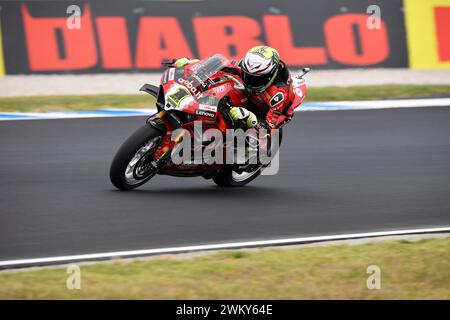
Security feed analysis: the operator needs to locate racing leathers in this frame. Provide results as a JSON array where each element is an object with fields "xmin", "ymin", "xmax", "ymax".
[{"xmin": 238, "ymin": 60, "xmax": 295, "ymax": 129}]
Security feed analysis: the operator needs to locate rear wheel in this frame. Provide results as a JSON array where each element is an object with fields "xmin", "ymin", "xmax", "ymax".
[
  {"xmin": 212, "ymin": 167, "xmax": 262, "ymax": 187},
  {"xmin": 110, "ymin": 125, "xmax": 163, "ymax": 190},
  {"xmin": 212, "ymin": 127, "xmax": 283, "ymax": 187}
]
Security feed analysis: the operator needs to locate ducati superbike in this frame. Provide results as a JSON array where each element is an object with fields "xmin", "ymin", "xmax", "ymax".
[{"xmin": 110, "ymin": 54, "xmax": 308, "ymax": 190}]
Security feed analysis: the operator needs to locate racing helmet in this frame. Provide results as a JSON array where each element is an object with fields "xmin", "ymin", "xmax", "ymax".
[{"xmin": 240, "ymin": 46, "xmax": 280, "ymax": 94}]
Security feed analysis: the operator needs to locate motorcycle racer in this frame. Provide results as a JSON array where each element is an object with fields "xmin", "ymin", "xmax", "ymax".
[
  {"xmin": 111, "ymin": 49, "xmax": 307, "ymax": 189},
  {"xmin": 239, "ymin": 46, "xmax": 296, "ymax": 129},
  {"xmin": 173, "ymin": 45, "xmax": 296, "ymax": 130}
]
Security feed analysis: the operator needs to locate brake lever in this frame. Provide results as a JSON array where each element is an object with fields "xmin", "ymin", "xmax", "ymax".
[{"xmin": 296, "ymin": 67, "xmax": 311, "ymax": 79}]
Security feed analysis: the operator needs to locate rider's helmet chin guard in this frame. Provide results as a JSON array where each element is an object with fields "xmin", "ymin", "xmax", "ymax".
[{"xmin": 241, "ymin": 46, "xmax": 280, "ymax": 95}]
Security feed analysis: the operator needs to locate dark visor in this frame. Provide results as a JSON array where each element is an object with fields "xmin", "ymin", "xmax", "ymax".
[{"xmin": 242, "ymin": 70, "xmax": 274, "ymax": 90}]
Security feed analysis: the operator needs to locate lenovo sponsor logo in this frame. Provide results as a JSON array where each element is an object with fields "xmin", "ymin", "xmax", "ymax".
[{"xmin": 195, "ymin": 110, "xmax": 215, "ymax": 118}]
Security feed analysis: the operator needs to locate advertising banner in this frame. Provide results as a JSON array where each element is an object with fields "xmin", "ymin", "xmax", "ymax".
[{"xmin": 0, "ymin": 0, "xmax": 408, "ymax": 74}]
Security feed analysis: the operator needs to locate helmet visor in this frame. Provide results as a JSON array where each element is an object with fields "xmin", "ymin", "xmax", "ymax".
[{"xmin": 242, "ymin": 69, "xmax": 275, "ymax": 93}]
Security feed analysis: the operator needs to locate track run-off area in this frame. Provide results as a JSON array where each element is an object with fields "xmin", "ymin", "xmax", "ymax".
[{"xmin": 0, "ymin": 100, "xmax": 449, "ymax": 268}]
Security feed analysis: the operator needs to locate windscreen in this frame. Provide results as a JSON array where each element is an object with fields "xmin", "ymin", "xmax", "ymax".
[
  {"xmin": 184, "ymin": 54, "xmax": 229, "ymax": 92},
  {"xmin": 164, "ymin": 54, "xmax": 230, "ymax": 110}
]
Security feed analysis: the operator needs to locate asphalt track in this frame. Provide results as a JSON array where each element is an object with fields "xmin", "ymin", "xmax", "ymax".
[{"xmin": 0, "ymin": 107, "xmax": 450, "ymax": 262}]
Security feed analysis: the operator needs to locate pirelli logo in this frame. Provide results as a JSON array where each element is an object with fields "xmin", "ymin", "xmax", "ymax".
[{"xmin": 404, "ymin": 0, "xmax": 450, "ymax": 69}]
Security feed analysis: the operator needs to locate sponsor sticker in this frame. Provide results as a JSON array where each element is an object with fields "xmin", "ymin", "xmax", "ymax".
[
  {"xmin": 192, "ymin": 73, "xmax": 207, "ymax": 88},
  {"xmin": 176, "ymin": 67, "xmax": 185, "ymax": 76},
  {"xmin": 168, "ymin": 67, "xmax": 175, "ymax": 81},
  {"xmin": 178, "ymin": 78, "xmax": 202, "ymax": 99},
  {"xmin": 213, "ymin": 85, "xmax": 227, "ymax": 94},
  {"xmin": 167, "ymin": 87, "xmax": 190, "ymax": 109},
  {"xmin": 294, "ymin": 87, "xmax": 303, "ymax": 97},
  {"xmin": 190, "ymin": 62, "xmax": 201, "ymax": 72},
  {"xmin": 199, "ymin": 104, "xmax": 217, "ymax": 112},
  {"xmin": 195, "ymin": 110, "xmax": 215, "ymax": 118}
]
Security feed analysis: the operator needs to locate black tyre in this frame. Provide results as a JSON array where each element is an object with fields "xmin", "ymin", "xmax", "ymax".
[
  {"xmin": 212, "ymin": 167, "xmax": 262, "ymax": 187},
  {"xmin": 110, "ymin": 124, "xmax": 163, "ymax": 190},
  {"xmin": 212, "ymin": 128, "xmax": 283, "ymax": 187}
]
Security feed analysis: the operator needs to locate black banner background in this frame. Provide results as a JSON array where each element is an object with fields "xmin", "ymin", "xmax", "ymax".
[{"xmin": 0, "ymin": 0, "xmax": 408, "ymax": 74}]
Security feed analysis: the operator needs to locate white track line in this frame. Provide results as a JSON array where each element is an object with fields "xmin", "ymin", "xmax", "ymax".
[{"xmin": 1, "ymin": 227, "xmax": 449, "ymax": 268}]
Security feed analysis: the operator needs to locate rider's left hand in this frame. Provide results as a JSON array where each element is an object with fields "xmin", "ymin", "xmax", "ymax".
[{"xmin": 229, "ymin": 107, "xmax": 258, "ymax": 129}]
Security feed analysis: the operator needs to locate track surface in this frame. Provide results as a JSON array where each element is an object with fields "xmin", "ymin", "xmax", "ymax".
[{"xmin": 1, "ymin": 107, "xmax": 449, "ymax": 261}]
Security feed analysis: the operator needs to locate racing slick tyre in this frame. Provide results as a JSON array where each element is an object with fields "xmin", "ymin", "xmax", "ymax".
[
  {"xmin": 110, "ymin": 124, "xmax": 163, "ymax": 190},
  {"xmin": 212, "ymin": 128, "xmax": 283, "ymax": 187},
  {"xmin": 212, "ymin": 167, "xmax": 262, "ymax": 187}
]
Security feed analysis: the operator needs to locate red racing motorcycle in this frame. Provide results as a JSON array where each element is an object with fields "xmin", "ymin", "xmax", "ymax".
[{"xmin": 110, "ymin": 54, "xmax": 308, "ymax": 190}]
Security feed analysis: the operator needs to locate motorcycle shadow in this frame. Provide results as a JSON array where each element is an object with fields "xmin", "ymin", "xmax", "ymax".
[{"xmin": 111, "ymin": 185, "xmax": 288, "ymax": 200}]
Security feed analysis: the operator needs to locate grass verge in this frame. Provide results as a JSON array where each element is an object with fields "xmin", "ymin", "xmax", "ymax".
[
  {"xmin": 0, "ymin": 237, "xmax": 449, "ymax": 299},
  {"xmin": 0, "ymin": 85, "xmax": 449, "ymax": 113}
]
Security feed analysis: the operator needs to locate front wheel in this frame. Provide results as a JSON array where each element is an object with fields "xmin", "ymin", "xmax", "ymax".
[{"xmin": 110, "ymin": 124, "xmax": 163, "ymax": 190}]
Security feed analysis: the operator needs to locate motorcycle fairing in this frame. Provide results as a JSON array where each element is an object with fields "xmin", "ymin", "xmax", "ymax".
[{"xmin": 159, "ymin": 54, "xmax": 246, "ymax": 121}]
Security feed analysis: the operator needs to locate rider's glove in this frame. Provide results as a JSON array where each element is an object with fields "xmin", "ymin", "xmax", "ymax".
[
  {"xmin": 174, "ymin": 57, "xmax": 199, "ymax": 68},
  {"xmin": 229, "ymin": 107, "xmax": 258, "ymax": 129}
]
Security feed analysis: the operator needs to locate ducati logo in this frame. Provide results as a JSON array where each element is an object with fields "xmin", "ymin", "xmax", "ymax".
[{"xmin": 269, "ymin": 92, "xmax": 284, "ymax": 107}]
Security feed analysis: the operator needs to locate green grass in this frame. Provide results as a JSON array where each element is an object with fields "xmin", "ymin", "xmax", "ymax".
[
  {"xmin": 0, "ymin": 237, "xmax": 449, "ymax": 299},
  {"xmin": 309, "ymin": 84, "xmax": 450, "ymax": 101},
  {"xmin": 0, "ymin": 94, "xmax": 156, "ymax": 113},
  {"xmin": 0, "ymin": 85, "xmax": 449, "ymax": 113}
]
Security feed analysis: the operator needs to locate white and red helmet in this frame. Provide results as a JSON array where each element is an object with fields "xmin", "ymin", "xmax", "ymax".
[{"xmin": 241, "ymin": 46, "xmax": 281, "ymax": 94}]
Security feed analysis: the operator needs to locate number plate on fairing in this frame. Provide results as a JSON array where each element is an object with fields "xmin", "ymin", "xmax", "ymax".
[{"xmin": 164, "ymin": 84, "xmax": 195, "ymax": 111}]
